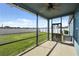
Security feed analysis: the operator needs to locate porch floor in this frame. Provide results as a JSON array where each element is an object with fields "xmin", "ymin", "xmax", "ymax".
[{"xmin": 22, "ymin": 41, "xmax": 76, "ymax": 56}]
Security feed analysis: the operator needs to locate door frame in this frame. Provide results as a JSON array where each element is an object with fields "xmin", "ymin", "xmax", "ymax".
[{"xmin": 51, "ymin": 23, "xmax": 62, "ymax": 41}]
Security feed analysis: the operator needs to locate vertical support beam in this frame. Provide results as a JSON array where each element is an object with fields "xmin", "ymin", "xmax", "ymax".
[
  {"xmin": 36, "ymin": 14, "xmax": 38, "ymax": 46},
  {"xmin": 60, "ymin": 17, "xmax": 62, "ymax": 34},
  {"xmin": 73, "ymin": 14, "xmax": 75, "ymax": 40},
  {"xmin": 51, "ymin": 19, "xmax": 53, "ymax": 41},
  {"xmin": 69, "ymin": 22, "xmax": 70, "ymax": 36},
  {"xmin": 61, "ymin": 17, "xmax": 63, "ymax": 42},
  {"xmin": 48, "ymin": 19, "xmax": 50, "ymax": 40}
]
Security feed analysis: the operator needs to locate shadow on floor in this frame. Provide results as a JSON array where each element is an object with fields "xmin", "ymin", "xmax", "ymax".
[
  {"xmin": 46, "ymin": 40, "xmax": 74, "ymax": 56},
  {"xmin": 46, "ymin": 42, "xmax": 58, "ymax": 56},
  {"xmin": 61, "ymin": 42, "xmax": 74, "ymax": 47}
]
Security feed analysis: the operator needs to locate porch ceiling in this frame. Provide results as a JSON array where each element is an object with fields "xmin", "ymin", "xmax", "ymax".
[{"xmin": 12, "ymin": 3, "xmax": 78, "ymax": 19}]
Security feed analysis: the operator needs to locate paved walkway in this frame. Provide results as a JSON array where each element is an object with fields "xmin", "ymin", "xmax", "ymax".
[{"xmin": 22, "ymin": 41, "xmax": 76, "ymax": 56}]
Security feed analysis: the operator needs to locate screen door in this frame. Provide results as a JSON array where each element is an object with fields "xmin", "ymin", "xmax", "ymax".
[{"xmin": 51, "ymin": 23, "xmax": 62, "ymax": 42}]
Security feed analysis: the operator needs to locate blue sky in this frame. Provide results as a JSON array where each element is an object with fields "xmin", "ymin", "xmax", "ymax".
[{"xmin": 0, "ymin": 3, "xmax": 68, "ymax": 28}]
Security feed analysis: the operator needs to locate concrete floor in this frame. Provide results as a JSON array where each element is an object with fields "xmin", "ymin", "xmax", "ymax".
[
  {"xmin": 49, "ymin": 41, "xmax": 76, "ymax": 56},
  {"xmin": 22, "ymin": 41, "xmax": 76, "ymax": 56}
]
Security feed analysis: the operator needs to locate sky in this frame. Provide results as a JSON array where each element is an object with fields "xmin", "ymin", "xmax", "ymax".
[{"xmin": 0, "ymin": 3, "xmax": 69, "ymax": 28}]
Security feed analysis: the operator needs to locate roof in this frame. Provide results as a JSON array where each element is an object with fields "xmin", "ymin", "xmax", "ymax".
[{"xmin": 11, "ymin": 3, "xmax": 79, "ymax": 19}]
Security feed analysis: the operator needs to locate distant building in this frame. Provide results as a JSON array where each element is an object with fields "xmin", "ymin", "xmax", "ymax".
[{"xmin": 62, "ymin": 26, "xmax": 69, "ymax": 35}]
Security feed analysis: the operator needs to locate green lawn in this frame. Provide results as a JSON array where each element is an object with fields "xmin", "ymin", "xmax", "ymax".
[{"xmin": 0, "ymin": 32, "xmax": 47, "ymax": 56}]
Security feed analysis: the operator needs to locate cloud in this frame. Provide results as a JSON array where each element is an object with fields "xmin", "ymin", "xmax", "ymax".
[
  {"xmin": 0, "ymin": 17, "xmax": 68, "ymax": 28},
  {"xmin": 0, "ymin": 18, "xmax": 47, "ymax": 28},
  {"xmin": 0, "ymin": 18, "xmax": 36, "ymax": 27}
]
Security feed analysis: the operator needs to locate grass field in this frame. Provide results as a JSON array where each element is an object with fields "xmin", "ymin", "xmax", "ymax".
[{"xmin": 0, "ymin": 32, "xmax": 47, "ymax": 56}]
